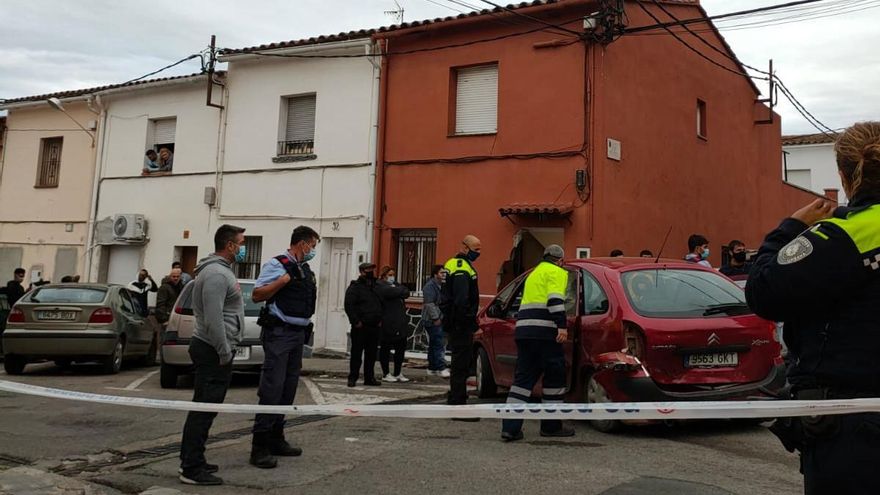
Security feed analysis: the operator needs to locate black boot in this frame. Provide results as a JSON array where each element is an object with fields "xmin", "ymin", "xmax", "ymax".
[
  {"xmin": 270, "ymin": 426, "xmax": 303, "ymax": 457},
  {"xmin": 249, "ymin": 432, "xmax": 278, "ymax": 469}
]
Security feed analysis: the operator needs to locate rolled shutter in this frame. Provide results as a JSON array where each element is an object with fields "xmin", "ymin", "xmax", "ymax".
[
  {"xmin": 286, "ymin": 95, "xmax": 316, "ymax": 142},
  {"xmin": 455, "ymin": 65, "xmax": 498, "ymax": 135},
  {"xmin": 153, "ymin": 119, "xmax": 176, "ymax": 146}
]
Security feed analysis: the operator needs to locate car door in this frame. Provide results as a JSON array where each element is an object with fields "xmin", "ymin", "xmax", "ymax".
[
  {"xmin": 119, "ymin": 289, "xmax": 149, "ymax": 353},
  {"xmin": 579, "ymin": 267, "xmax": 614, "ymax": 367},
  {"xmin": 561, "ymin": 267, "xmax": 581, "ymax": 392},
  {"xmin": 481, "ymin": 277, "xmax": 525, "ymax": 387}
]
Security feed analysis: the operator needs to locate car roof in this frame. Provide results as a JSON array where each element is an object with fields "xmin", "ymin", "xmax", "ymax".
[
  {"xmin": 565, "ymin": 257, "xmax": 710, "ymax": 272},
  {"xmin": 35, "ymin": 283, "xmax": 114, "ymax": 290}
]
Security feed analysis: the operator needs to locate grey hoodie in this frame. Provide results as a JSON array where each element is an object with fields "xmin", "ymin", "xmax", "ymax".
[{"xmin": 191, "ymin": 254, "xmax": 244, "ymax": 363}]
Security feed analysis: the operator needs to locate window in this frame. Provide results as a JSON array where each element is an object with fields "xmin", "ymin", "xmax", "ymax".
[
  {"xmin": 576, "ymin": 247, "xmax": 591, "ymax": 259},
  {"xmin": 36, "ymin": 137, "xmax": 63, "ymax": 188},
  {"xmin": 622, "ymin": 269, "xmax": 749, "ymax": 318},
  {"xmin": 582, "ymin": 270, "xmax": 609, "ymax": 315},
  {"xmin": 396, "ymin": 230, "xmax": 437, "ymax": 295},
  {"xmin": 235, "ymin": 236, "xmax": 263, "ymax": 280},
  {"xmin": 697, "ymin": 99, "xmax": 707, "ymax": 139},
  {"xmin": 146, "ymin": 118, "xmax": 176, "ymax": 174},
  {"xmin": 279, "ymin": 94, "xmax": 316, "ymax": 156},
  {"xmin": 453, "ymin": 64, "xmax": 498, "ymax": 135}
]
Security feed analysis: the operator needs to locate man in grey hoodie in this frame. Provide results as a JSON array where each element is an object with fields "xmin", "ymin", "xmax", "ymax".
[{"xmin": 179, "ymin": 224, "xmax": 246, "ymax": 486}]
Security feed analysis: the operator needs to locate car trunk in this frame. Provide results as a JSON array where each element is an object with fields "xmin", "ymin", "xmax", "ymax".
[{"xmin": 14, "ymin": 302, "xmax": 109, "ymax": 331}]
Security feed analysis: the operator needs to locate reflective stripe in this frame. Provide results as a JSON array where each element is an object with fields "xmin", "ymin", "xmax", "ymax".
[
  {"xmin": 821, "ymin": 205, "xmax": 880, "ymax": 254},
  {"xmin": 520, "ymin": 302, "xmax": 548, "ymax": 311},
  {"xmin": 515, "ymin": 319, "xmax": 557, "ymax": 329},
  {"xmin": 542, "ymin": 387, "xmax": 567, "ymax": 396},
  {"xmin": 510, "ymin": 386, "xmax": 532, "ymax": 397},
  {"xmin": 548, "ymin": 293, "xmax": 564, "ymax": 300},
  {"xmin": 547, "ymin": 304, "xmax": 565, "ymax": 313}
]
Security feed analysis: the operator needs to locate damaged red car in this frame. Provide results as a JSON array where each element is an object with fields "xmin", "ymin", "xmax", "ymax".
[{"xmin": 474, "ymin": 258, "xmax": 785, "ymax": 432}]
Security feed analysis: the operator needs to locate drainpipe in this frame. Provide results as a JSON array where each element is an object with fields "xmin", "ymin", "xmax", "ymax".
[
  {"xmin": 365, "ymin": 41, "xmax": 381, "ymax": 263},
  {"xmin": 371, "ymin": 38, "xmax": 390, "ymax": 265},
  {"xmin": 85, "ymin": 94, "xmax": 108, "ymax": 282}
]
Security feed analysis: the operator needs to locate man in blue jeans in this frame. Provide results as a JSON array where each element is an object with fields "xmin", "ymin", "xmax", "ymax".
[{"xmin": 421, "ymin": 265, "xmax": 449, "ymax": 378}]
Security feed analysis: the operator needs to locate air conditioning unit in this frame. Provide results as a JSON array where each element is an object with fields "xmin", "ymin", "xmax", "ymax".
[{"xmin": 112, "ymin": 214, "xmax": 146, "ymax": 241}]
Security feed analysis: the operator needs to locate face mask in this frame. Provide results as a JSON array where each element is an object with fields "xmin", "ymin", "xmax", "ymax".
[
  {"xmin": 466, "ymin": 250, "xmax": 480, "ymax": 262},
  {"xmin": 235, "ymin": 245, "xmax": 247, "ymax": 263},
  {"xmin": 302, "ymin": 250, "xmax": 316, "ymax": 262},
  {"xmin": 387, "ymin": 276, "xmax": 396, "ymax": 284},
  {"xmin": 701, "ymin": 248, "xmax": 710, "ymax": 260},
  {"xmin": 733, "ymin": 251, "xmax": 747, "ymax": 263}
]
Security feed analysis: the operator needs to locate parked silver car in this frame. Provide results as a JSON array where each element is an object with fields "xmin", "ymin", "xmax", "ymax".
[
  {"xmin": 160, "ymin": 280, "xmax": 265, "ymax": 388},
  {"xmin": 3, "ymin": 284, "xmax": 160, "ymax": 374}
]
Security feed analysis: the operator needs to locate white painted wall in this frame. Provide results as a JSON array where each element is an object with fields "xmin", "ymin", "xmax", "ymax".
[{"xmin": 783, "ymin": 142, "xmax": 846, "ymax": 204}]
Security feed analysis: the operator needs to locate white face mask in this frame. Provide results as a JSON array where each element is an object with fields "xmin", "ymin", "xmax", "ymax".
[{"xmin": 387, "ymin": 276, "xmax": 396, "ymax": 284}]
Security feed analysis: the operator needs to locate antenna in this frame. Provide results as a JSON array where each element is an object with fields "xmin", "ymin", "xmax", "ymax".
[
  {"xmin": 654, "ymin": 226, "xmax": 674, "ymax": 263},
  {"xmin": 384, "ymin": 0, "xmax": 404, "ymax": 23}
]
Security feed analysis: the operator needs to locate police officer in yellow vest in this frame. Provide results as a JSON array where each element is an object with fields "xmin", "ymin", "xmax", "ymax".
[
  {"xmin": 746, "ymin": 122, "xmax": 880, "ymax": 494},
  {"xmin": 441, "ymin": 235, "xmax": 482, "ymax": 417},
  {"xmin": 501, "ymin": 244, "xmax": 574, "ymax": 441}
]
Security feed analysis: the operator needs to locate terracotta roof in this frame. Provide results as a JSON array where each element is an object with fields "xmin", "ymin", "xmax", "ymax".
[
  {"xmin": 0, "ymin": 72, "xmax": 221, "ymax": 105},
  {"xmin": 499, "ymin": 203, "xmax": 574, "ymax": 217},
  {"xmin": 782, "ymin": 133, "xmax": 836, "ymax": 146}
]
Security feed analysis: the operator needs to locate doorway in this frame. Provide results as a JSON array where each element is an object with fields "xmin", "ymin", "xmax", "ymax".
[
  {"xmin": 316, "ymin": 237, "xmax": 353, "ymax": 352},
  {"xmin": 498, "ymin": 228, "xmax": 564, "ymax": 290},
  {"xmin": 174, "ymin": 246, "xmax": 198, "ymax": 277}
]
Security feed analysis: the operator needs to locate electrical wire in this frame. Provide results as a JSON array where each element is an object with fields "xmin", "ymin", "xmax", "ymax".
[
  {"xmin": 624, "ymin": 0, "xmax": 826, "ymax": 34},
  {"xmin": 476, "ymin": 0, "xmax": 584, "ymax": 37},
  {"xmin": 120, "ymin": 54, "xmax": 201, "ymax": 85}
]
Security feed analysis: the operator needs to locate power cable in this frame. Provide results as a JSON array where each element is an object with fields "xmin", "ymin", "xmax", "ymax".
[
  {"xmin": 422, "ymin": 0, "xmax": 468, "ymax": 14},
  {"xmin": 624, "ymin": 0, "xmax": 825, "ymax": 34},
  {"xmin": 476, "ymin": 0, "xmax": 583, "ymax": 37},
  {"xmin": 120, "ymin": 54, "xmax": 201, "ymax": 85}
]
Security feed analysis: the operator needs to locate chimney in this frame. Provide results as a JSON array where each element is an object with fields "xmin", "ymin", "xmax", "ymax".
[{"xmin": 824, "ymin": 188, "xmax": 839, "ymax": 204}]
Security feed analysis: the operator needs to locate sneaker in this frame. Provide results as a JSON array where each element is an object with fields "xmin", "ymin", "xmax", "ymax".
[
  {"xmin": 540, "ymin": 426, "xmax": 576, "ymax": 437},
  {"xmin": 382, "ymin": 373, "xmax": 397, "ymax": 383},
  {"xmin": 439, "ymin": 369, "xmax": 451, "ymax": 379},
  {"xmin": 178, "ymin": 463, "xmax": 218, "ymax": 475},
  {"xmin": 426, "ymin": 370, "xmax": 439, "ymax": 376},
  {"xmin": 179, "ymin": 470, "xmax": 223, "ymax": 486},
  {"xmin": 395, "ymin": 374, "xmax": 411, "ymax": 383},
  {"xmin": 501, "ymin": 431, "xmax": 524, "ymax": 442}
]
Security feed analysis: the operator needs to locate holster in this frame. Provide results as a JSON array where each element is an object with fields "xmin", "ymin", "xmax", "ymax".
[
  {"xmin": 256, "ymin": 306, "xmax": 282, "ymax": 328},
  {"xmin": 769, "ymin": 388, "xmax": 842, "ymax": 453}
]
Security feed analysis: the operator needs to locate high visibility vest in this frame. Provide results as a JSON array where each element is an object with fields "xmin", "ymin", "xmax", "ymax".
[{"xmin": 515, "ymin": 261, "xmax": 568, "ymax": 340}]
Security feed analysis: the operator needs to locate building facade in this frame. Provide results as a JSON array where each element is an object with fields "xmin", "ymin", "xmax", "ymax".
[{"xmin": 782, "ymin": 133, "xmax": 842, "ymax": 204}]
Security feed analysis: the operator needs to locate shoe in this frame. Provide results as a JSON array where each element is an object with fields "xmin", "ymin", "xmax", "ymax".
[
  {"xmin": 270, "ymin": 439, "xmax": 303, "ymax": 457},
  {"xmin": 250, "ymin": 433, "xmax": 278, "ymax": 469},
  {"xmin": 178, "ymin": 463, "xmax": 218, "ymax": 475},
  {"xmin": 383, "ymin": 373, "xmax": 397, "ymax": 383},
  {"xmin": 540, "ymin": 426, "xmax": 576, "ymax": 437},
  {"xmin": 395, "ymin": 374, "xmax": 411, "ymax": 383},
  {"xmin": 347, "ymin": 378, "xmax": 357, "ymax": 387},
  {"xmin": 364, "ymin": 379, "xmax": 382, "ymax": 386},
  {"xmin": 439, "ymin": 369, "xmax": 451, "ymax": 379},
  {"xmin": 501, "ymin": 431, "xmax": 524, "ymax": 442},
  {"xmin": 426, "ymin": 370, "xmax": 439, "ymax": 376},
  {"xmin": 451, "ymin": 417, "xmax": 481, "ymax": 422},
  {"xmin": 179, "ymin": 471, "xmax": 223, "ymax": 486}
]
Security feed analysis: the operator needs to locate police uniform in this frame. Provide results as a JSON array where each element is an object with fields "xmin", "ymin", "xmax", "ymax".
[
  {"xmin": 441, "ymin": 254, "xmax": 480, "ymax": 406},
  {"xmin": 501, "ymin": 250, "xmax": 570, "ymax": 440},
  {"xmin": 746, "ymin": 193, "xmax": 880, "ymax": 494},
  {"xmin": 250, "ymin": 252, "xmax": 316, "ymax": 466}
]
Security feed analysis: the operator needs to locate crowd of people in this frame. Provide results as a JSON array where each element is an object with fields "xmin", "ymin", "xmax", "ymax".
[{"xmin": 607, "ymin": 234, "xmax": 755, "ymax": 277}]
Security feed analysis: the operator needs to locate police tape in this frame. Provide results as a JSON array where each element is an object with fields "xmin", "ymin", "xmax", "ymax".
[{"xmin": 2, "ymin": 379, "xmax": 880, "ymax": 420}]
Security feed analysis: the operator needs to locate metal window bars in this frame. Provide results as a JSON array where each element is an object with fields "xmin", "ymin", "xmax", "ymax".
[
  {"xmin": 37, "ymin": 138, "xmax": 63, "ymax": 187},
  {"xmin": 396, "ymin": 231, "xmax": 437, "ymax": 297},
  {"xmin": 235, "ymin": 236, "xmax": 263, "ymax": 280},
  {"xmin": 277, "ymin": 139, "xmax": 315, "ymax": 156}
]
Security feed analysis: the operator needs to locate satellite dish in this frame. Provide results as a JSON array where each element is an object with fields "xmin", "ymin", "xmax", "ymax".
[{"xmin": 113, "ymin": 216, "xmax": 129, "ymax": 237}]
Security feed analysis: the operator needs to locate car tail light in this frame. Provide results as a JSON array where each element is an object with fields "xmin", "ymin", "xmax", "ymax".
[
  {"xmin": 89, "ymin": 307, "xmax": 114, "ymax": 324},
  {"xmin": 623, "ymin": 322, "xmax": 646, "ymax": 360},
  {"xmin": 174, "ymin": 305, "xmax": 193, "ymax": 316},
  {"xmin": 7, "ymin": 308, "xmax": 24, "ymax": 323}
]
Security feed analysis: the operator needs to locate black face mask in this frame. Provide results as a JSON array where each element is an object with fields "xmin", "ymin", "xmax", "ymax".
[
  {"xmin": 364, "ymin": 271, "xmax": 376, "ymax": 280},
  {"xmin": 732, "ymin": 252, "xmax": 747, "ymax": 263}
]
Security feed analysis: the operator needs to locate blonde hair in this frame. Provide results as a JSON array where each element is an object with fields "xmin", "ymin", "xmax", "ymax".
[{"xmin": 834, "ymin": 122, "xmax": 880, "ymax": 197}]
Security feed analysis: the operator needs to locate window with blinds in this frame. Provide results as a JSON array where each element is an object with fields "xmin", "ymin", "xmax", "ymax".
[
  {"xmin": 36, "ymin": 137, "xmax": 63, "ymax": 188},
  {"xmin": 151, "ymin": 118, "xmax": 176, "ymax": 151},
  {"xmin": 235, "ymin": 236, "xmax": 263, "ymax": 280},
  {"xmin": 454, "ymin": 64, "xmax": 498, "ymax": 135},
  {"xmin": 396, "ymin": 229, "xmax": 438, "ymax": 296},
  {"xmin": 279, "ymin": 94, "xmax": 316, "ymax": 156}
]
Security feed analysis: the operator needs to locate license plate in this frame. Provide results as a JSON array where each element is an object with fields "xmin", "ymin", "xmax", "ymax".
[
  {"xmin": 685, "ymin": 352, "xmax": 738, "ymax": 368},
  {"xmin": 37, "ymin": 310, "xmax": 76, "ymax": 321},
  {"xmin": 233, "ymin": 346, "xmax": 250, "ymax": 361}
]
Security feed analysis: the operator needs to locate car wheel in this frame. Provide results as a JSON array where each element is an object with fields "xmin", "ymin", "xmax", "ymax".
[
  {"xmin": 475, "ymin": 347, "xmax": 497, "ymax": 398},
  {"xmin": 3, "ymin": 355, "xmax": 26, "ymax": 375},
  {"xmin": 160, "ymin": 362, "xmax": 179, "ymax": 389},
  {"xmin": 102, "ymin": 339, "xmax": 125, "ymax": 374},
  {"xmin": 585, "ymin": 375, "xmax": 621, "ymax": 433}
]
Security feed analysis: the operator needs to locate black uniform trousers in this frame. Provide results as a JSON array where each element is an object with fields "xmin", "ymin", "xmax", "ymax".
[
  {"xmin": 253, "ymin": 323, "xmax": 306, "ymax": 435},
  {"xmin": 349, "ymin": 325, "xmax": 380, "ymax": 383},
  {"xmin": 447, "ymin": 329, "xmax": 474, "ymax": 405},
  {"xmin": 180, "ymin": 338, "xmax": 233, "ymax": 473},
  {"xmin": 802, "ymin": 412, "xmax": 880, "ymax": 495},
  {"xmin": 502, "ymin": 339, "xmax": 566, "ymax": 435}
]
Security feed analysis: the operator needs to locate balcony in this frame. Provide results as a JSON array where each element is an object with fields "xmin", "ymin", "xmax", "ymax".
[{"xmin": 273, "ymin": 139, "xmax": 316, "ymax": 163}]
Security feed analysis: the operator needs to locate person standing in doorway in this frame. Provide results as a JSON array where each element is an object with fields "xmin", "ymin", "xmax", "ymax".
[
  {"xmin": 377, "ymin": 266, "xmax": 411, "ymax": 383},
  {"xmin": 178, "ymin": 225, "xmax": 246, "ymax": 486},
  {"xmin": 422, "ymin": 265, "xmax": 449, "ymax": 378},
  {"xmin": 248, "ymin": 226, "xmax": 320, "ymax": 469},
  {"xmin": 344, "ymin": 263, "xmax": 384, "ymax": 388},
  {"xmin": 172, "ymin": 261, "xmax": 194, "ymax": 286}
]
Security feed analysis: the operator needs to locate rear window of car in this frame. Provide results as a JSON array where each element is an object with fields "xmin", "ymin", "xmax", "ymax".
[
  {"xmin": 621, "ymin": 269, "xmax": 751, "ymax": 318},
  {"xmin": 179, "ymin": 281, "xmax": 261, "ymax": 317},
  {"xmin": 27, "ymin": 287, "xmax": 107, "ymax": 304}
]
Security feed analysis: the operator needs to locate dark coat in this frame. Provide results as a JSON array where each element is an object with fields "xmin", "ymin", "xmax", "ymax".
[
  {"xmin": 376, "ymin": 280, "xmax": 410, "ymax": 343},
  {"xmin": 155, "ymin": 280, "xmax": 183, "ymax": 324},
  {"xmin": 344, "ymin": 277, "xmax": 383, "ymax": 328}
]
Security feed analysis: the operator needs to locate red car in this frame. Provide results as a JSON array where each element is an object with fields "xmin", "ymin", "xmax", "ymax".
[{"xmin": 474, "ymin": 258, "xmax": 785, "ymax": 432}]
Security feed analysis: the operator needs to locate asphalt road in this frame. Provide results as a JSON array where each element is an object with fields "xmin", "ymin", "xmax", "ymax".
[{"xmin": 0, "ymin": 361, "xmax": 804, "ymax": 494}]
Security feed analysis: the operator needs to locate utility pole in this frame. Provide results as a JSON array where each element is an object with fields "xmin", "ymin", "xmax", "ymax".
[{"xmin": 206, "ymin": 34, "xmax": 224, "ymax": 109}]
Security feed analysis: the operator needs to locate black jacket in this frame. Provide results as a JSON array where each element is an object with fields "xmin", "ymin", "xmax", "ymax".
[
  {"xmin": 155, "ymin": 281, "xmax": 183, "ymax": 324},
  {"xmin": 5, "ymin": 281, "xmax": 25, "ymax": 306},
  {"xmin": 441, "ymin": 255, "xmax": 480, "ymax": 333},
  {"xmin": 376, "ymin": 280, "xmax": 410, "ymax": 342},
  {"xmin": 344, "ymin": 277, "xmax": 383, "ymax": 328}
]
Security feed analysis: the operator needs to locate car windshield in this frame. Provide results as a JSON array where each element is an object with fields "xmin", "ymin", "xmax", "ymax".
[
  {"xmin": 27, "ymin": 287, "xmax": 107, "ymax": 304},
  {"xmin": 179, "ymin": 281, "xmax": 261, "ymax": 317},
  {"xmin": 622, "ymin": 269, "xmax": 751, "ymax": 318}
]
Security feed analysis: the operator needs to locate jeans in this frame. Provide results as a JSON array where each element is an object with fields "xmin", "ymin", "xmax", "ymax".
[
  {"xmin": 253, "ymin": 324, "xmax": 305, "ymax": 434},
  {"xmin": 447, "ymin": 330, "xmax": 473, "ymax": 405},
  {"xmin": 501, "ymin": 339, "xmax": 567, "ymax": 435},
  {"xmin": 349, "ymin": 325, "xmax": 380, "ymax": 383},
  {"xmin": 180, "ymin": 338, "xmax": 233, "ymax": 473},
  {"xmin": 425, "ymin": 323, "xmax": 446, "ymax": 371},
  {"xmin": 380, "ymin": 338, "xmax": 406, "ymax": 376}
]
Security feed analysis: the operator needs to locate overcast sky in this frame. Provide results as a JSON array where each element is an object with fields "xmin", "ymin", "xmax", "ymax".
[{"xmin": 0, "ymin": 0, "xmax": 877, "ymax": 134}]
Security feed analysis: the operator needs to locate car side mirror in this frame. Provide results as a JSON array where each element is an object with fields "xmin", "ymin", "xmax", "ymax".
[{"xmin": 487, "ymin": 301, "xmax": 502, "ymax": 319}]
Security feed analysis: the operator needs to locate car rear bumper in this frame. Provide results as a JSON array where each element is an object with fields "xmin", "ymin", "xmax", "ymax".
[
  {"xmin": 161, "ymin": 339, "xmax": 265, "ymax": 370},
  {"xmin": 3, "ymin": 329, "xmax": 119, "ymax": 357}
]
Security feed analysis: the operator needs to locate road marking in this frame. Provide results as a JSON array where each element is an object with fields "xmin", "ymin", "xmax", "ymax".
[
  {"xmin": 106, "ymin": 370, "xmax": 159, "ymax": 392},
  {"xmin": 300, "ymin": 377, "xmax": 327, "ymax": 405}
]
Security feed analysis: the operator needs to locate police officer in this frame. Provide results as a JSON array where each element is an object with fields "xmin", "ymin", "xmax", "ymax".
[
  {"xmin": 441, "ymin": 235, "xmax": 482, "ymax": 418},
  {"xmin": 249, "ymin": 226, "xmax": 320, "ymax": 469},
  {"xmin": 746, "ymin": 122, "xmax": 880, "ymax": 494},
  {"xmin": 500, "ymin": 245, "xmax": 574, "ymax": 441}
]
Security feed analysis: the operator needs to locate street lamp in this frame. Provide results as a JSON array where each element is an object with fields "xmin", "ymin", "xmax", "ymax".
[{"xmin": 47, "ymin": 97, "xmax": 96, "ymax": 147}]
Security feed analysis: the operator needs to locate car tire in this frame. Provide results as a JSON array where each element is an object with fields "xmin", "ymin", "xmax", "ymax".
[
  {"xmin": 102, "ymin": 339, "xmax": 125, "ymax": 375},
  {"xmin": 475, "ymin": 347, "xmax": 497, "ymax": 398},
  {"xmin": 3, "ymin": 355, "xmax": 26, "ymax": 375},
  {"xmin": 585, "ymin": 375, "xmax": 622, "ymax": 433},
  {"xmin": 160, "ymin": 362, "xmax": 179, "ymax": 389}
]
